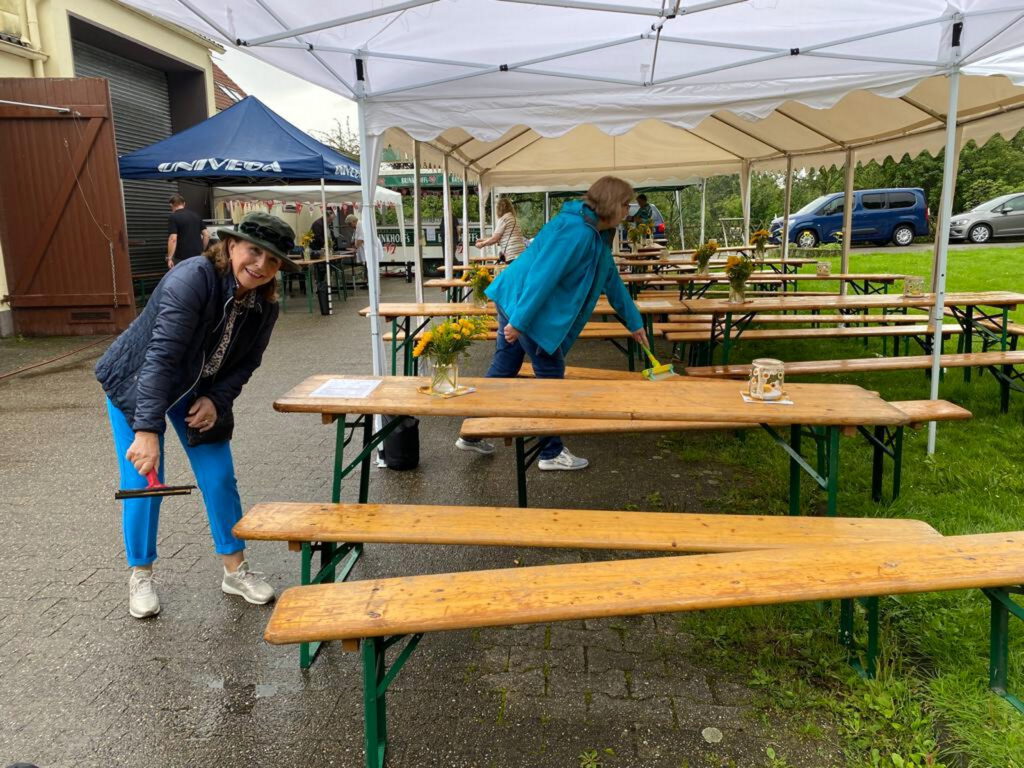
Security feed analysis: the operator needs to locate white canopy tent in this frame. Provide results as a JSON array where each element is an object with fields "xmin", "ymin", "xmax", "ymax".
[{"xmin": 123, "ymin": 0, "xmax": 1024, "ymax": 451}]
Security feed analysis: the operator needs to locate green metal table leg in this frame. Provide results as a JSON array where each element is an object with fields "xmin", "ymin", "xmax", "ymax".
[
  {"xmin": 870, "ymin": 425, "xmax": 885, "ymax": 503},
  {"xmin": 306, "ymin": 268, "xmax": 314, "ymax": 314},
  {"xmin": 363, "ymin": 638, "xmax": 388, "ymax": 768},
  {"xmin": 516, "ymin": 437, "xmax": 528, "ymax": 508},
  {"xmin": 789, "ymin": 424, "xmax": 801, "ymax": 516},
  {"xmin": 985, "ymin": 587, "xmax": 1024, "ymax": 713},
  {"xmin": 359, "ymin": 416, "xmax": 374, "ymax": 504},
  {"xmin": 721, "ymin": 312, "xmax": 734, "ymax": 365},
  {"xmin": 892, "ymin": 427, "xmax": 904, "ymax": 500},
  {"xmin": 826, "ymin": 425, "xmax": 840, "ymax": 517},
  {"xmin": 964, "ymin": 306, "xmax": 974, "ymax": 382},
  {"xmin": 391, "ymin": 318, "xmax": 399, "ymax": 375}
]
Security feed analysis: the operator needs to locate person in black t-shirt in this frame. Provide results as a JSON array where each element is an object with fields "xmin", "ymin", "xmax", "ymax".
[
  {"xmin": 309, "ymin": 208, "xmax": 336, "ymax": 252},
  {"xmin": 167, "ymin": 194, "xmax": 209, "ymax": 269}
]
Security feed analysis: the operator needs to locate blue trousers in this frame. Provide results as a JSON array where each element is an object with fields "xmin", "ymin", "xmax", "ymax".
[
  {"xmin": 106, "ymin": 397, "xmax": 245, "ymax": 567},
  {"xmin": 485, "ymin": 313, "xmax": 566, "ymax": 460}
]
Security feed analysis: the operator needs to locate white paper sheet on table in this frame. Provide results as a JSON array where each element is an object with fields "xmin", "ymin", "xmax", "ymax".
[
  {"xmin": 310, "ymin": 378, "xmax": 382, "ymax": 399},
  {"xmin": 636, "ymin": 300, "xmax": 673, "ymax": 310},
  {"xmin": 740, "ymin": 392, "xmax": 794, "ymax": 406}
]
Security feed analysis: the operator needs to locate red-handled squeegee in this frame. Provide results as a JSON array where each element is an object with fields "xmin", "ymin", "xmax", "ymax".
[{"xmin": 115, "ymin": 470, "xmax": 196, "ymax": 500}]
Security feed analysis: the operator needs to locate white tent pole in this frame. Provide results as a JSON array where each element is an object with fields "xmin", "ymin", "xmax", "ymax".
[
  {"xmin": 320, "ymin": 177, "xmax": 332, "ymax": 315},
  {"xmin": 477, "ymin": 174, "xmax": 487, "ymax": 257},
  {"xmin": 412, "ymin": 141, "xmax": 424, "ymax": 303},
  {"xmin": 674, "ymin": 188, "xmax": 684, "ymax": 249},
  {"xmin": 442, "ymin": 154, "xmax": 453, "ymax": 279},
  {"xmin": 491, "ymin": 191, "xmax": 499, "ymax": 256},
  {"xmin": 931, "ymin": 123, "xmax": 963, "ymax": 292},
  {"xmin": 840, "ymin": 149, "xmax": 855, "ymax": 294},
  {"xmin": 699, "ymin": 179, "xmax": 706, "ymax": 243},
  {"xmin": 740, "ymin": 160, "xmax": 752, "ymax": 245},
  {"xmin": 781, "ymin": 155, "xmax": 793, "ymax": 262},
  {"xmin": 461, "ymin": 168, "xmax": 469, "ymax": 266},
  {"xmin": 928, "ymin": 67, "xmax": 961, "ymax": 455},
  {"xmin": 356, "ymin": 98, "xmax": 384, "ymax": 378},
  {"xmin": 544, "ymin": 192, "xmax": 551, "ymax": 223}
]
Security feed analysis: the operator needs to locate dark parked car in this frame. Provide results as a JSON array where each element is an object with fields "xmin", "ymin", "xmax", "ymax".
[
  {"xmin": 949, "ymin": 193, "xmax": 1024, "ymax": 243},
  {"xmin": 770, "ymin": 187, "xmax": 929, "ymax": 247}
]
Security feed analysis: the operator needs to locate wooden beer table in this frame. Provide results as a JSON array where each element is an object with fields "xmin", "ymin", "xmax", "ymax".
[
  {"xmin": 621, "ymin": 272, "xmax": 904, "ymax": 299},
  {"xmin": 365, "ymin": 300, "xmax": 686, "ymax": 374},
  {"xmin": 276, "ymin": 374, "xmax": 909, "ymax": 518},
  {"xmin": 673, "ymin": 291, "xmax": 1024, "ymax": 364}
]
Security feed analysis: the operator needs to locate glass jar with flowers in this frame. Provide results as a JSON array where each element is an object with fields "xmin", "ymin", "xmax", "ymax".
[
  {"xmin": 412, "ymin": 316, "xmax": 489, "ymax": 395},
  {"xmin": 725, "ymin": 253, "xmax": 755, "ymax": 304},
  {"xmin": 693, "ymin": 239, "xmax": 718, "ymax": 274},
  {"xmin": 463, "ymin": 266, "xmax": 493, "ymax": 307},
  {"xmin": 299, "ymin": 231, "xmax": 314, "ymax": 259},
  {"xmin": 749, "ymin": 228, "xmax": 771, "ymax": 261},
  {"xmin": 627, "ymin": 221, "xmax": 654, "ymax": 253}
]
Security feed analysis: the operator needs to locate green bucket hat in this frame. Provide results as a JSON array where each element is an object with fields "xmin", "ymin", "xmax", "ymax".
[{"xmin": 217, "ymin": 212, "xmax": 300, "ymax": 273}]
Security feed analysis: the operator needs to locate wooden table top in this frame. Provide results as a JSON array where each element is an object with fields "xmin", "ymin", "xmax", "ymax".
[
  {"xmin": 620, "ymin": 272, "xmax": 904, "ymax": 284},
  {"xmin": 290, "ymin": 251, "xmax": 355, "ymax": 266},
  {"xmin": 363, "ymin": 300, "xmax": 689, "ymax": 318},
  {"xmin": 274, "ymin": 374, "xmax": 909, "ymax": 427},
  {"xmin": 616, "ymin": 257, "xmax": 816, "ymax": 269},
  {"xmin": 678, "ymin": 291, "xmax": 1024, "ymax": 314}
]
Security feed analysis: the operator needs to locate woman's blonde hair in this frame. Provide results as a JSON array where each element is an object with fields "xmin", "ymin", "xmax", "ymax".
[
  {"xmin": 584, "ymin": 176, "xmax": 634, "ymax": 226},
  {"xmin": 497, "ymin": 197, "xmax": 515, "ymax": 218},
  {"xmin": 206, "ymin": 236, "xmax": 279, "ymax": 303}
]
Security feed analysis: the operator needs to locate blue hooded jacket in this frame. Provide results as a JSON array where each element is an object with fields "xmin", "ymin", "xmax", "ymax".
[{"xmin": 485, "ymin": 200, "xmax": 642, "ymax": 356}]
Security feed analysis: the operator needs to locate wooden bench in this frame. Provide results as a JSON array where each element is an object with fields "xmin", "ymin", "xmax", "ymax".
[
  {"xmin": 263, "ymin": 531, "xmax": 1024, "ymax": 767},
  {"xmin": 663, "ymin": 313, "xmax": 928, "ymax": 325},
  {"xmin": 664, "ymin": 323, "xmax": 964, "ymax": 344},
  {"xmin": 459, "ymin": 399, "xmax": 971, "ymax": 508},
  {"xmin": 685, "ymin": 350, "xmax": 1024, "ymax": 415},
  {"xmin": 236, "ymin": 502, "xmax": 940, "ymax": 673}
]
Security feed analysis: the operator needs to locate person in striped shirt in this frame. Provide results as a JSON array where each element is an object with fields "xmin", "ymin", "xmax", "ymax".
[{"xmin": 476, "ymin": 197, "xmax": 526, "ymax": 262}]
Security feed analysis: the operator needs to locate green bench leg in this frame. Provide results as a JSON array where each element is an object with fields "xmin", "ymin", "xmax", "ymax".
[
  {"xmin": 839, "ymin": 596, "xmax": 880, "ymax": 679},
  {"xmin": 985, "ymin": 587, "xmax": 1024, "ymax": 713},
  {"xmin": 362, "ymin": 633, "xmax": 425, "ymax": 768}
]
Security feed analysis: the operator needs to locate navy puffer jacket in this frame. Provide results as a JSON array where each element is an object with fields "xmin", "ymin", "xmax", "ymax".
[{"xmin": 95, "ymin": 257, "xmax": 279, "ymax": 434}]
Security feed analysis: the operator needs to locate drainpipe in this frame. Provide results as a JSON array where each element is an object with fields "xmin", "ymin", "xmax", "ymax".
[{"xmin": 25, "ymin": 0, "xmax": 45, "ymax": 77}]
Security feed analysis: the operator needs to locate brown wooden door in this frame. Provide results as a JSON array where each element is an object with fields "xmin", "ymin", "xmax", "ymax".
[{"xmin": 0, "ymin": 78, "xmax": 134, "ymax": 336}]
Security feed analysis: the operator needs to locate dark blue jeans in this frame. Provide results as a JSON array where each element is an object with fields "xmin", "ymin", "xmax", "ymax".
[{"xmin": 485, "ymin": 312, "xmax": 566, "ymax": 460}]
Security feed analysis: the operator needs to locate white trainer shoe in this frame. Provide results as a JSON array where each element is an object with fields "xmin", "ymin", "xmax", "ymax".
[
  {"xmin": 538, "ymin": 448, "xmax": 589, "ymax": 471},
  {"xmin": 221, "ymin": 560, "xmax": 275, "ymax": 605},
  {"xmin": 129, "ymin": 569, "xmax": 160, "ymax": 619},
  {"xmin": 455, "ymin": 437, "xmax": 496, "ymax": 455}
]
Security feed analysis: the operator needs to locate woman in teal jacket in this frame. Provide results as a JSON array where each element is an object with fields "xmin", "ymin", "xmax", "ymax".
[{"xmin": 455, "ymin": 176, "xmax": 648, "ymax": 470}]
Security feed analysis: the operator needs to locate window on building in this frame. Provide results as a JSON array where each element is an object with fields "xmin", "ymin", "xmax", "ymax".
[{"xmin": 0, "ymin": 1, "xmax": 24, "ymax": 44}]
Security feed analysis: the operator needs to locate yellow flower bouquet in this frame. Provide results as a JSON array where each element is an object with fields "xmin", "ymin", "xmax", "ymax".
[
  {"xmin": 724, "ymin": 253, "xmax": 755, "ymax": 304},
  {"xmin": 463, "ymin": 266, "xmax": 493, "ymax": 307},
  {"xmin": 749, "ymin": 228, "xmax": 771, "ymax": 259},
  {"xmin": 413, "ymin": 316, "xmax": 490, "ymax": 394},
  {"xmin": 693, "ymin": 239, "xmax": 718, "ymax": 273}
]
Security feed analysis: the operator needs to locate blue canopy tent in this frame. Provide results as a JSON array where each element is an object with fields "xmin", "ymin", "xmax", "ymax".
[
  {"xmin": 118, "ymin": 95, "xmax": 359, "ymax": 183},
  {"xmin": 119, "ymin": 96, "xmax": 361, "ymax": 312}
]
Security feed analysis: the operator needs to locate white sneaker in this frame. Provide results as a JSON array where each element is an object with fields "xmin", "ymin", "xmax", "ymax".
[
  {"xmin": 221, "ymin": 559, "xmax": 275, "ymax": 605},
  {"xmin": 538, "ymin": 448, "xmax": 589, "ymax": 471},
  {"xmin": 129, "ymin": 569, "xmax": 160, "ymax": 619},
  {"xmin": 455, "ymin": 437, "xmax": 496, "ymax": 455}
]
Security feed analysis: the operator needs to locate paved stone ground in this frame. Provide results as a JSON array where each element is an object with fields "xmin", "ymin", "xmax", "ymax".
[{"xmin": 0, "ymin": 277, "xmax": 840, "ymax": 768}]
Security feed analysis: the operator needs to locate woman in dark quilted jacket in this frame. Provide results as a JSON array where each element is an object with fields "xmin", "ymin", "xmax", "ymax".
[{"xmin": 96, "ymin": 212, "xmax": 299, "ymax": 619}]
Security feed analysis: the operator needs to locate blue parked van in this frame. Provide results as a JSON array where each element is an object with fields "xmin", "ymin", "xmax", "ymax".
[{"xmin": 770, "ymin": 188, "xmax": 929, "ymax": 248}]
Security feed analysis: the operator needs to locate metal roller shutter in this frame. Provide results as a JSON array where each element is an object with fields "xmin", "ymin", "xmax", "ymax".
[{"xmin": 73, "ymin": 41, "xmax": 175, "ymax": 274}]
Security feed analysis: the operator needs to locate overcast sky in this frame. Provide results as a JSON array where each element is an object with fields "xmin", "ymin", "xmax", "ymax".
[{"xmin": 215, "ymin": 48, "xmax": 359, "ymax": 140}]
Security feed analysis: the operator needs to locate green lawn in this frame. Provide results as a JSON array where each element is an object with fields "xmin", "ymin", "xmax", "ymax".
[{"xmin": 656, "ymin": 246, "xmax": 1024, "ymax": 767}]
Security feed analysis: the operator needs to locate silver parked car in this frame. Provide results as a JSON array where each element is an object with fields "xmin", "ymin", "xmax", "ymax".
[{"xmin": 949, "ymin": 192, "xmax": 1024, "ymax": 243}]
